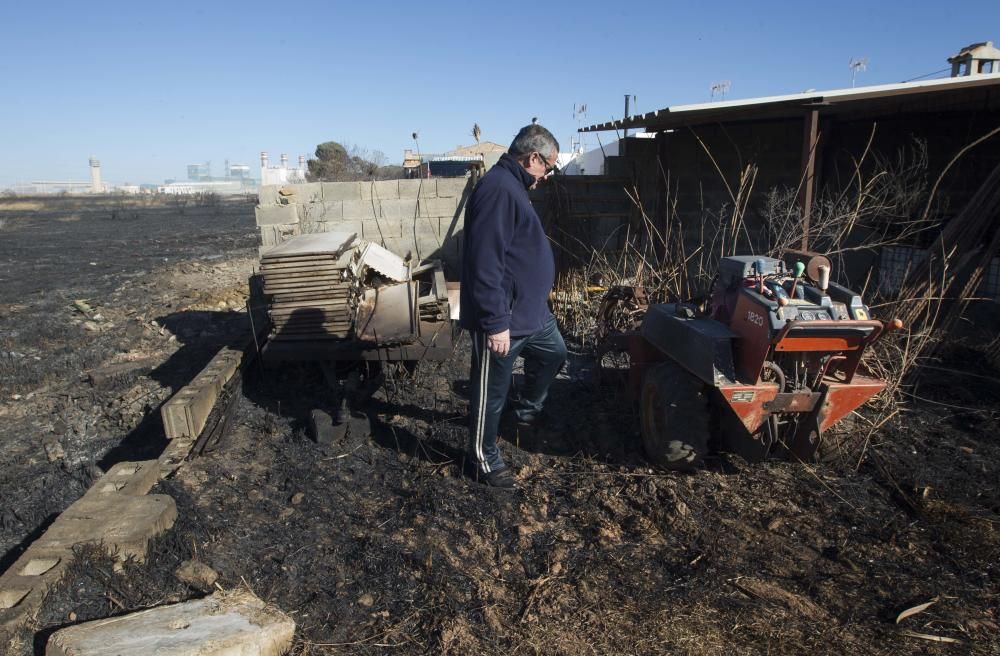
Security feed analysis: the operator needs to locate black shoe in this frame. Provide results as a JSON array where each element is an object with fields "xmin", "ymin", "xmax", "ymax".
[{"xmin": 481, "ymin": 467, "xmax": 517, "ymax": 489}]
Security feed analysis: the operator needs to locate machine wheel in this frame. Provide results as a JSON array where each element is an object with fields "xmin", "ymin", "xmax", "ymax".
[
  {"xmin": 815, "ymin": 426, "xmax": 860, "ymax": 463},
  {"xmin": 640, "ymin": 361, "xmax": 711, "ymax": 469}
]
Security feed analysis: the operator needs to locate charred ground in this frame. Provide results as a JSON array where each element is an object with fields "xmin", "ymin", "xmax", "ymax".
[{"xmin": 1, "ymin": 197, "xmax": 998, "ymax": 654}]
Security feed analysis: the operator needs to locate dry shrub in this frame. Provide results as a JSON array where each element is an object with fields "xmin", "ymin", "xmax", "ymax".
[{"xmin": 550, "ymin": 131, "xmax": 961, "ymax": 464}]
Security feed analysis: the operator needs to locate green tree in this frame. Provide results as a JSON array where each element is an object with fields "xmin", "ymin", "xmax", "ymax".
[
  {"xmin": 307, "ymin": 141, "xmax": 351, "ymax": 181},
  {"xmin": 307, "ymin": 141, "xmax": 404, "ymax": 182}
]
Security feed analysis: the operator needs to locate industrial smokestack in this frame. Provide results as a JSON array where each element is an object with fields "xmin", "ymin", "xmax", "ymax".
[
  {"xmin": 280, "ymin": 153, "xmax": 288, "ymax": 169},
  {"xmin": 89, "ymin": 157, "xmax": 102, "ymax": 193},
  {"xmin": 260, "ymin": 151, "xmax": 269, "ymax": 169},
  {"xmin": 298, "ymin": 155, "xmax": 306, "ymax": 171}
]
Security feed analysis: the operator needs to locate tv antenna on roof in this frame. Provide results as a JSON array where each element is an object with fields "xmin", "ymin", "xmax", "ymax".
[
  {"xmin": 710, "ymin": 80, "xmax": 731, "ymax": 101},
  {"xmin": 849, "ymin": 57, "xmax": 868, "ymax": 87}
]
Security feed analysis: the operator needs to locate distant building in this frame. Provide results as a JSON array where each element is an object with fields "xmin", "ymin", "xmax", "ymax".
[
  {"xmin": 157, "ymin": 180, "xmax": 247, "ymax": 195},
  {"xmin": 949, "ymin": 41, "xmax": 1000, "ymax": 77},
  {"xmin": 228, "ymin": 163, "xmax": 251, "ymax": 179},
  {"xmin": 402, "ymin": 141, "xmax": 507, "ymax": 178},
  {"xmin": 261, "ymin": 152, "xmax": 307, "ymax": 185},
  {"xmin": 187, "ymin": 162, "xmax": 212, "ymax": 181}
]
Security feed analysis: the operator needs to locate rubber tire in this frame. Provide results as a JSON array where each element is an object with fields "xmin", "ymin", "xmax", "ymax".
[
  {"xmin": 640, "ymin": 361, "xmax": 711, "ymax": 469},
  {"xmin": 815, "ymin": 424, "xmax": 859, "ymax": 464}
]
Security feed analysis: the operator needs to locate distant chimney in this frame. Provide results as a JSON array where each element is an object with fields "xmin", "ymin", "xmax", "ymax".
[
  {"xmin": 949, "ymin": 41, "xmax": 1000, "ymax": 77},
  {"xmin": 89, "ymin": 157, "xmax": 102, "ymax": 193},
  {"xmin": 298, "ymin": 155, "xmax": 306, "ymax": 171},
  {"xmin": 280, "ymin": 153, "xmax": 288, "ymax": 169},
  {"xmin": 260, "ymin": 151, "xmax": 269, "ymax": 168}
]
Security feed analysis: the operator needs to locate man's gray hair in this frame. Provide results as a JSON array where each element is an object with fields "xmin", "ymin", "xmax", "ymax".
[{"xmin": 508, "ymin": 124, "xmax": 560, "ymax": 158}]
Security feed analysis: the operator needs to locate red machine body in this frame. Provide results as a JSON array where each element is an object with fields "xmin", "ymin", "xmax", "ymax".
[{"xmin": 601, "ymin": 253, "xmax": 897, "ymax": 465}]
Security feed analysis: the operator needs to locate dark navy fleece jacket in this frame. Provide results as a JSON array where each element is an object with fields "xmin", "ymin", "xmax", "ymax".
[{"xmin": 459, "ymin": 153, "xmax": 555, "ymax": 337}]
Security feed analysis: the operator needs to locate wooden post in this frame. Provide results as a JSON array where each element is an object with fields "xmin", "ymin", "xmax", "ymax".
[{"xmin": 799, "ymin": 109, "xmax": 820, "ymax": 251}]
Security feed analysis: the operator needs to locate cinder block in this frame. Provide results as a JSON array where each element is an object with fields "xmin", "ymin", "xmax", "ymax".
[
  {"xmin": 279, "ymin": 182, "xmax": 323, "ymax": 204},
  {"xmin": 419, "ymin": 197, "xmax": 458, "ymax": 217},
  {"xmin": 359, "ymin": 181, "xmax": 375, "ymax": 200},
  {"xmin": 440, "ymin": 207, "xmax": 465, "ymax": 239},
  {"xmin": 436, "ymin": 178, "xmax": 470, "ymax": 198},
  {"xmin": 369, "ymin": 179, "xmax": 399, "ymax": 200},
  {"xmin": 423, "ymin": 215, "xmax": 444, "ymax": 238},
  {"xmin": 332, "ymin": 220, "xmax": 363, "ymax": 237},
  {"xmin": 381, "ymin": 237, "xmax": 413, "ymax": 260},
  {"xmin": 362, "ymin": 219, "xmax": 397, "ymax": 241},
  {"xmin": 158, "ymin": 438, "xmax": 194, "ymax": 476},
  {"xmin": 301, "ymin": 200, "xmax": 343, "ymax": 223},
  {"xmin": 45, "ymin": 589, "xmax": 295, "ymax": 656},
  {"xmin": 0, "ymin": 582, "xmax": 48, "ymax": 645},
  {"xmin": 161, "ymin": 347, "xmax": 242, "ymax": 439},
  {"xmin": 0, "ymin": 456, "xmax": 186, "ymax": 644},
  {"xmin": 321, "ymin": 181, "xmax": 361, "ymax": 201},
  {"xmin": 257, "ymin": 184, "xmax": 281, "ymax": 207},
  {"xmin": 83, "ymin": 461, "xmax": 160, "ymax": 499},
  {"xmin": 259, "ymin": 223, "xmax": 301, "ymax": 248},
  {"xmin": 255, "ymin": 204, "xmax": 299, "ymax": 226},
  {"xmin": 398, "ymin": 178, "xmax": 430, "ymax": 198},
  {"xmin": 381, "ymin": 217, "xmax": 406, "ymax": 239},
  {"xmin": 38, "ymin": 494, "xmax": 177, "ymax": 562},
  {"xmin": 415, "ymin": 233, "xmax": 445, "ymax": 260},
  {"xmin": 342, "ymin": 198, "xmax": 377, "ymax": 220},
  {"xmin": 380, "ymin": 198, "xmax": 419, "ymax": 222}
]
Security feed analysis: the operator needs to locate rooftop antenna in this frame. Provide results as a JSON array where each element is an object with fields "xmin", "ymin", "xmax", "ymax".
[
  {"xmin": 710, "ymin": 80, "xmax": 731, "ymax": 101},
  {"xmin": 849, "ymin": 57, "xmax": 868, "ymax": 87},
  {"xmin": 572, "ymin": 103, "xmax": 589, "ymax": 153}
]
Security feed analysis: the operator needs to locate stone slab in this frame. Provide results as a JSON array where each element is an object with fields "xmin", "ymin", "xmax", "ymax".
[
  {"xmin": 46, "ymin": 589, "xmax": 295, "ymax": 656},
  {"xmin": 40, "ymin": 494, "xmax": 177, "ymax": 561},
  {"xmin": 255, "ymin": 204, "xmax": 299, "ymax": 227}
]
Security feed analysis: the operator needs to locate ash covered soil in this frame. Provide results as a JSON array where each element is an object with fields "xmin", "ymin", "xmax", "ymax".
[{"xmin": 4, "ymin": 197, "xmax": 1000, "ymax": 655}]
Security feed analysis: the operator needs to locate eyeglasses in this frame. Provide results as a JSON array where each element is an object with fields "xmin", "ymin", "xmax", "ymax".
[{"xmin": 534, "ymin": 151, "xmax": 558, "ymax": 174}]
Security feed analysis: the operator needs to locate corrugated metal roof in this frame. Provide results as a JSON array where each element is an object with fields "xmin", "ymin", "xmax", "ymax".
[{"xmin": 581, "ymin": 75, "xmax": 1000, "ymax": 133}]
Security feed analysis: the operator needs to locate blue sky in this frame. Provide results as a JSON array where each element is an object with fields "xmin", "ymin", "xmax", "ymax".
[{"xmin": 0, "ymin": 1, "xmax": 994, "ymax": 187}]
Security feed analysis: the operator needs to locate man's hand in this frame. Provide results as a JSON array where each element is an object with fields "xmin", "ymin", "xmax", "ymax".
[{"xmin": 487, "ymin": 329, "xmax": 510, "ymax": 356}]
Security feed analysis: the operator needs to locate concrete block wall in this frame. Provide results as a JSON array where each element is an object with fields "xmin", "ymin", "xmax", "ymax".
[{"xmin": 256, "ymin": 178, "xmax": 471, "ymax": 273}]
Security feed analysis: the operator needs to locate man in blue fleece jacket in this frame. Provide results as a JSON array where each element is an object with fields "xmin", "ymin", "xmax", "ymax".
[{"xmin": 460, "ymin": 124, "xmax": 567, "ymax": 488}]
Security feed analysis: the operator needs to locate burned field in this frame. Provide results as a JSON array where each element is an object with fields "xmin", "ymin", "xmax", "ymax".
[{"xmin": 2, "ymin": 197, "xmax": 999, "ymax": 654}]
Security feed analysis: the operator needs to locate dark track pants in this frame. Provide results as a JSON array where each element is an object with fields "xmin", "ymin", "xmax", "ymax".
[{"xmin": 467, "ymin": 315, "xmax": 567, "ymax": 474}]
